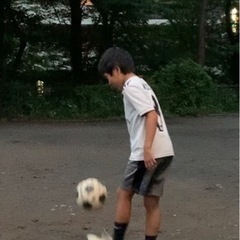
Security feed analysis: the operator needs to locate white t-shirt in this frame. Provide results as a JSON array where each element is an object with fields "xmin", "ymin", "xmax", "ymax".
[{"xmin": 122, "ymin": 76, "xmax": 174, "ymax": 161}]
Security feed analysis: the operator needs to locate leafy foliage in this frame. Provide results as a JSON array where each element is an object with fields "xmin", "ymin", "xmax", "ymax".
[
  {"xmin": 0, "ymin": 0, "xmax": 238, "ymax": 119},
  {"xmin": 0, "ymin": 82, "xmax": 124, "ymax": 119},
  {"xmin": 150, "ymin": 59, "xmax": 238, "ymax": 116},
  {"xmin": 1, "ymin": 68, "xmax": 238, "ymax": 119}
]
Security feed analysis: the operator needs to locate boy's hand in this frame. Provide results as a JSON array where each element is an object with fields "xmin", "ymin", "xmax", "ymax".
[{"xmin": 144, "ymin": 147, "xmax": 157, "ymax": 170}]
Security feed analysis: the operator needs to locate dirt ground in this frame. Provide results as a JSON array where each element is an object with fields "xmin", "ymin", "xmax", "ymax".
[{"xmin": 0, "ymin": 114, "xmax": 239, "ymax": 240}]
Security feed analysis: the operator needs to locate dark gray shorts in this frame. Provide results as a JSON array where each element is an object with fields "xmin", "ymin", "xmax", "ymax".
[{"xmin": 120, "ymin": 156, "xmax": 173, "ymax": 197}]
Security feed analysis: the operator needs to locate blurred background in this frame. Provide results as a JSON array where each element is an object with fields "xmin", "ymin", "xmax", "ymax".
[{"xmin": 0, "ymin": 0, "xmax": 238, "ymax": 119}]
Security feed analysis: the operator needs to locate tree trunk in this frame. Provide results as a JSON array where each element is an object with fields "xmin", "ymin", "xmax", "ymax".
[
  {"xmin": 97, "ymin": 10, "xmax": 114, "ymax": 60},
  {"xmin": 0, "ymin": 0, "xmax": 11, "ymax": 115},
  {"xmin": 197, "ymin": 0, "xmax": 208, "ymax": 65},
  {"xmin": 0, "ymin": 0, "xmax": 7, "ymax": 83},
  {"xmin": 102, "ymin": 13, "xmax": 114, "ymax": 49},
  {"xmin": 69, "ymin": 0, "xmax": 83, "ymax": 84},
  {"xmin": 226, "ymin": 0, "xmax": 239, "ymax": 85},
  {"xmin": 13, "ymin": 38, "xmax": 27, "ymax": 71}
]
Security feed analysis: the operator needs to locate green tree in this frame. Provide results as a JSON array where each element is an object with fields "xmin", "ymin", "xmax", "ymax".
[
  {"xmin": 0, "ymin": 0, "xmax": 41, "ymax": 112},
  {"xmin": 198, "ymin": 0, "xmax": 208, "ymax": 65},
  {"xmin": 0, "ymin": 0, "xmax": 11, "ymax": 83},
  {"xmin": 92, "ymin": 0, "xmax": 150, "ymax": 54},
  {"xmin": 69, "ymin": 0, "xmax": 83, "ymax": 84}
]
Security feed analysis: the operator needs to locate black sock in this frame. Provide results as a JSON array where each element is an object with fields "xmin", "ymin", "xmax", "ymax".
[
  {"xmin": 113, "ymin": 222, "xmax": 128, "ymax": 240},
  {"xmin": 145, "ymin": 235, "xmax": 157, "ymax": 240}
]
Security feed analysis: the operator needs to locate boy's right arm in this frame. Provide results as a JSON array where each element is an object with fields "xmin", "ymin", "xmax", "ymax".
[{"xmin": 143, "ymin": 110, "xmax": 158, "ymax": 170}]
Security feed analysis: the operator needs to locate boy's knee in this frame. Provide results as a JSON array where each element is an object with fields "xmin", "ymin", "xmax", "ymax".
[
  {"xmin": 117, "ymin": 188, "xmax": 134, "ymax": 200},
  {"xmin": 144, "ymin": 195, "xmax": 160, "ymax": 211}
]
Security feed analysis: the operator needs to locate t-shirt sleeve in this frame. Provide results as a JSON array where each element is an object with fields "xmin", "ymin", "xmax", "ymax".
[{"xmin": 124, "ymin": 84, "xmax": 154, "ymax": 116}]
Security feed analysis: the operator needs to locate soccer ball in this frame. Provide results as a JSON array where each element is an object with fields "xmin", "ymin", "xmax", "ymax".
[
  {"xmin": 76, "ymin": 178, "xmax": 107, "ymax": 210},
  {"xmin": 87, "ymin": 229, "xmax": 112, "ymax": 240}
]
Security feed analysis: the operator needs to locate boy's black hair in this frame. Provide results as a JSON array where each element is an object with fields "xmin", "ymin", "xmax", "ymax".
[{"xmin": 98, "ymin": 47, "xmax": 135, "ymax": 76}]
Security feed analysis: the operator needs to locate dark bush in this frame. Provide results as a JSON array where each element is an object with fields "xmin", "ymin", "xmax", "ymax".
[{"xmin": 150, "ymin": 59, "xmax": 238, "ymax": 116}]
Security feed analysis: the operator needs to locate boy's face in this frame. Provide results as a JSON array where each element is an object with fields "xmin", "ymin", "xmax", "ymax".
[{"xmin": 104, "ymin": 68, "xmax": 125, "ymax": 90}]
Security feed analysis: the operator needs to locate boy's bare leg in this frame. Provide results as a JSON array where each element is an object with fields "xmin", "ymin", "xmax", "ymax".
[
  {"xmin": 115, "ymin": 188, "xmax": 134, "ymax": 223},
  {"xmin": 113, "ymin": 188, "xmax": 134, "ymax": 240},
  {"xmin": 144, "ymin": 195, "xmax": 161, "ymax": 236}
]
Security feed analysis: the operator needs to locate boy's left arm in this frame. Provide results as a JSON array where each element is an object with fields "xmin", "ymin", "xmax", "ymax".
[{"xmin": 143, "ymin": 110, "xmax": 158, "ymax": 170}]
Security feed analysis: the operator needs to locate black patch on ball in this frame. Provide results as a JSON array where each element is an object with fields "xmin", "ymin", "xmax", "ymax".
[
  {"xmin": 85, "ymin": 186, "xmax": 94, "ymax": 193},
  {"xmin": 83, "ymin": 201, "xmax": 92, "ymax": 210},
  {"xmin": 99, "ymin": 194, "xmax": 106, "ymax": 203}
]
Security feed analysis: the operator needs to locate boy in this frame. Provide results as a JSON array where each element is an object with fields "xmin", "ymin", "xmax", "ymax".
[{"xmin": 98, "ymin": 47, "xmax": 174, "ymax": 240}]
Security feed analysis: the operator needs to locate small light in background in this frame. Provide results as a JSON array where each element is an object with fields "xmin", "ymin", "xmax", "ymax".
[
  {"xmin": 36, "ymin": 80, "xmax": 44, "ymax": 96},
  {"xmin": 230, "ymin": 7, "xmax": 239, "ymax": 33}
]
